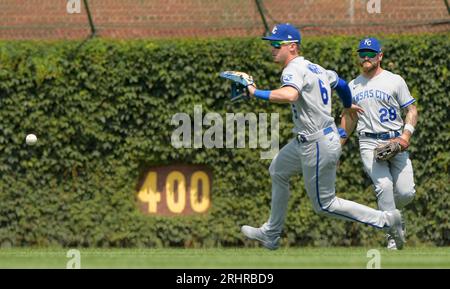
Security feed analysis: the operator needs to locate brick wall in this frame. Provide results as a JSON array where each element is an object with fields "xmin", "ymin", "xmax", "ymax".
[{"xmin": 0, "ymin": 0, "xmax": 448, "ymax": 40}]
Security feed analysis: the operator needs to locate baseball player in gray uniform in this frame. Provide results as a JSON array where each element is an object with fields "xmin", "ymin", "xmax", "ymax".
[
  {"xmin": 241, "ymin": 24, "xmax": 405, "ymax": 250},
  {"xmin": 340, "ymin": 37, "xmax": 418, "ymax": 250}
]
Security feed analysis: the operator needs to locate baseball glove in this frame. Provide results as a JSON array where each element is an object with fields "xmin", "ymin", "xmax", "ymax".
[
  {"xmin": 219, "ymin": 71, "xmax": 255, "ymax": 102},
  {"xmin": 374, "ymin": 137, "xmax": 409, "ymax": 161}
]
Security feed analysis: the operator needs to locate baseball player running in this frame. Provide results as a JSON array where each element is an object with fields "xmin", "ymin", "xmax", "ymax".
[
  {"xmin": 231, "ymin": 24, "xmax": 406, "ymax": 250},
  {"xmin": 340, "ymin": 37, "xmax": 418, "ymax": 250}
]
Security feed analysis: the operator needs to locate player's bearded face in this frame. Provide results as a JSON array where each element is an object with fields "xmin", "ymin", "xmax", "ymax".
[
  {"xmin": 361, "ymin": 60, "xmax": 378, "ymax": 72},
  {"xmin": 359, "ymin": 52, "xmax": 381, "ymax": 72},
  {"xmin": 360, "ymin": 58, "xmax": 378, "ymax": 72}
]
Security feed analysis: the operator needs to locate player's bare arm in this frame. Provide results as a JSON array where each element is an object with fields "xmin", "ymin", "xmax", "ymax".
[
  {"xmin": 247, "ymin": 85, "xmax": 299, "ymax": 103},
  {"xmin": 334, "ymin": 76, "xmax": 364, "ymax": 145},
  {"xmin": 339, "ymin": 107, "xmax": 358, "ymax": 145},
  {"xmin": 400, "ymin": 104, "xmax": 418, "ymax": 143}
]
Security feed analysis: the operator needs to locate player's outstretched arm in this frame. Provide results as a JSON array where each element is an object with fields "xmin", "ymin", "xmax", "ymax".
[{"xmin": 247, "ymin": 85, "xmax": 299, "ymax": 103}]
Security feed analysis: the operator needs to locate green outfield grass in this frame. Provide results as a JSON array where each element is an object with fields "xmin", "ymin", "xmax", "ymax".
[{"xmin": 0, "ymin": 247, "xmax": 448, "ymax": 269}]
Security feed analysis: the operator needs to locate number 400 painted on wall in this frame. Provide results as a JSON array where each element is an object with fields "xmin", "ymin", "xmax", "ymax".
[{"xmin": 137, "ymin": 167, "xmax": 211, "ymax": 215}]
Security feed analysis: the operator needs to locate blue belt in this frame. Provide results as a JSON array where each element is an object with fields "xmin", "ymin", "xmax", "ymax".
[
  {"xmin": 297, "ymin": 126, "xmax": 334, "ymax": 143},
  {"xmin": 361, "ymin": 131, "xmax": 400, "ymax": 140}
]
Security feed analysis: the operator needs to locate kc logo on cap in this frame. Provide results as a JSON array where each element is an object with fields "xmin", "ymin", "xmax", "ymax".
[
  {"xmin": 358, "ymin": 37, "xmax": 381, "ymax": 52},
  {"xmin": 272, "ymin": 26, "xmax": 278, "ymax": 34},
  {"xmin": 262, "ymin": 23, "xmax": 302, "ymax": 43}
]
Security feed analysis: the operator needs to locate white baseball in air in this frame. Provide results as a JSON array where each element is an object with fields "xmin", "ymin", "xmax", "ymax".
[{"xmin": 26, "ymin": 134, "xmax": 37, "ymax": 145}]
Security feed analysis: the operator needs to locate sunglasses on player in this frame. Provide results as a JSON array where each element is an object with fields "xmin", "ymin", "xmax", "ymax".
[
  {"xmin": 270, "ymin": 40, "xmax": 298, "ymax": 49},
  {"xmin": 358, "ymin": 51, "xmax": 378, "ymax": 59}
]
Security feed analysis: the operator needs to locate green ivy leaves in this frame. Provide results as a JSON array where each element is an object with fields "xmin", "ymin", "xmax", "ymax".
[{"xmin": 0, "ymin": 34, "xmax": 448, "ymax": 247}]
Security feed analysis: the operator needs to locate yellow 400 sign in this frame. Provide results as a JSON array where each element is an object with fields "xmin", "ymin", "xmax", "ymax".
[{"xmin": 137, "ymin": 165, "xmax": 211, "ymax": 215}]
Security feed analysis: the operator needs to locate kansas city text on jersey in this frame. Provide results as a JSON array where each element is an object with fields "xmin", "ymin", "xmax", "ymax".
[{"xmin": 353, "ymin": 89, "xmax": 392, "ymax": 103}]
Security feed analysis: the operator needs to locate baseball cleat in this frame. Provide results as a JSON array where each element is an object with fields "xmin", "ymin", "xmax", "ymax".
[
  {"xmin": 241, "ymin": 225, "xmax": 280, "ymax": 250},
  {"xmin": 386, "ymin": 235, "xmax": 397, "ymax": 250},
  {"xmin": 385, "ymin": 209, "xmax": 405, "ymax": 250}
]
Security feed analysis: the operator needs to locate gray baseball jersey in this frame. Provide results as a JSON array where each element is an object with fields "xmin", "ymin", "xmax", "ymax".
[
  {"xmin": 281, "ymin": 57, "xmax": 338, "ymax": 135},
  {"xmin": 349, "ymin": 70, "xmax": 415, "ymax": 134},
  {"xmin": 349, "ymin": 70, "xmax": 416, "ymax": 216}
]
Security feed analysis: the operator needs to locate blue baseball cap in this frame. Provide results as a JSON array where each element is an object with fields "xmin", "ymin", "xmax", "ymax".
[
  {"xmin": 262, "ymin": 23, "xmax": 301, "ymax": 43},
  {"xmin": 357, "ymin": 37, "xmax": 382, "ymax": 52}
]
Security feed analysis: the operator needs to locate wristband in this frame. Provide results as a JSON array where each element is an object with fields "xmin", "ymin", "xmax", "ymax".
[
  {"xmin": 338, "ymin": 127, "xmax": 348, "ymax": 139},
  {"xmin": 254, "ymin": 89, "xmax": 271, "ymax": 100},
  {"xmin": 404, "ymin": 124, "xmax": 415, "ymax": 135}
]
